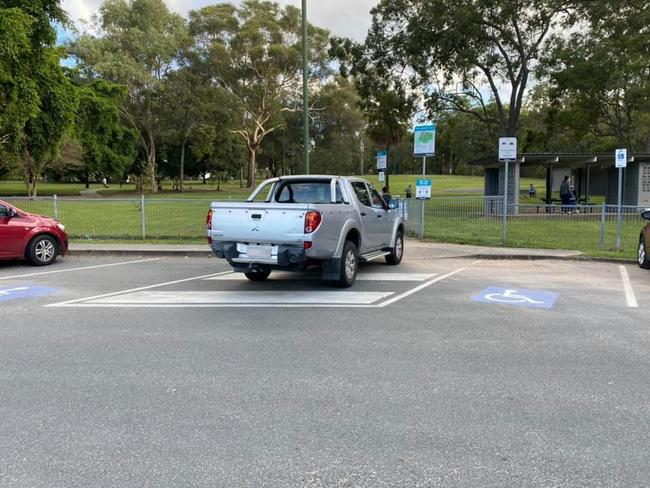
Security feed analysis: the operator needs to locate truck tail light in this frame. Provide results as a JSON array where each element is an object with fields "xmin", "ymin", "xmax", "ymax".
[
  {"xmin": 304, "ymin": 211, "xmax": 322, "ymax": 234},
  {"xmin": 206, "ymin": 210, "xmax": 213, "ymax": 244}
]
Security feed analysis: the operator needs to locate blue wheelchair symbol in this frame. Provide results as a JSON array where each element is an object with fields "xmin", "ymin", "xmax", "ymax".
[
  {"xmin": 0, "ymin": 285, "xmax": 59, "ymax": 302},
  {"xmin": 473, "ymin": 287, "xmax": 558, "ymax": 309}
]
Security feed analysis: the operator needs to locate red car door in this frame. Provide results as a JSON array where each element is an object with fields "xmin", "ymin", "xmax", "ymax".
[{"xmin": 0, "ymin": 203, "xmax": 28, "ymax": 258}]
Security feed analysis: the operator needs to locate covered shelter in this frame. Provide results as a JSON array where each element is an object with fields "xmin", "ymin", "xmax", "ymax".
[{"xmin": 470, "ymin": 152, "xmax": 650, "ymax": 208}]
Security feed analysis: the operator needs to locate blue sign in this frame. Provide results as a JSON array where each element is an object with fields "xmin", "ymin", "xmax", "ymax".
[
  {"xmin": 472, "ymin": 287, "xmax": 559, "ymax": 309},
  {"xmin": 376, "ymin": 149, "xmax": 388, "ymax": 170},
  {"xmin": 416, "ymin": 179, "xmax": 432, "ymax": 199},
  {"xmin": 0, "ymin": 284, "xmax": 59, "ymax": 302},
  {"xmin": 414, "ymin": 124, "xmax": 436, "ymax": 156}
]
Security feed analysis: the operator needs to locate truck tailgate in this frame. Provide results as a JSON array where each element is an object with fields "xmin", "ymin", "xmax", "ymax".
[{"xmin": 209, "ymin": 202, "xmax": 309, "ymax": 245}]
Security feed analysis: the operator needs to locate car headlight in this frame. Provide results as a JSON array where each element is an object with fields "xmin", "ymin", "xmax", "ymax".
[{"xmin": 57, "ymin": 223, "xmax": 65, "ymax": 232}]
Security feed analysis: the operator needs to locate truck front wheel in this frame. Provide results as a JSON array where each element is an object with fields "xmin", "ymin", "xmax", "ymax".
[
  {"xmin": 386, "ymin": 230, "xmax": 404, "ymax": 265},
  {"xmin": 244, "ymin": 266, "xmax": 272, "ymax": 281}
]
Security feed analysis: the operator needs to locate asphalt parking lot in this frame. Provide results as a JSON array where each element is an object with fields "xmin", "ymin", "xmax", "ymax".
[{"xmin": 0, "ymin": 251, "xmax": 649, "ymax": 487}]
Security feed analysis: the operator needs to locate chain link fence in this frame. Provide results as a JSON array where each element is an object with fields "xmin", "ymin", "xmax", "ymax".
[{"xmin": 4, "ymin": 195, "xmax": 648, "ymax": 255}]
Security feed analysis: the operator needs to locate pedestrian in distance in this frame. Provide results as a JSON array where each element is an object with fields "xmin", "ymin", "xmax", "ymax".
[
  {"xmin": 528, "ymin": 184, "xmax": 536, "ymax": 198},
  {"xmin": 560, "ymin": 175, "xmax": 572, "ymax": 213},
  {"xmin": 381, "ymin": 186, "xmax": 392, "ymax": 205},
  {"xmin": 101, "ymin": 176, "xmax": 108, "ymax": 188},
  {"xmin": 405, "ymin": 184, "xmax": 413, "ymax": 199}
]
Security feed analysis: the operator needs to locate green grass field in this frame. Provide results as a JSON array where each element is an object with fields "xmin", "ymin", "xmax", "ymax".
[{"xmin": 1, "ymin": 176, "xmax": 640, "ymax": 259}]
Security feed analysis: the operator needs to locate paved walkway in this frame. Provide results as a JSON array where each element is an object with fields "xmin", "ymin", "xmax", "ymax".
[{"xmin": 70, "ymin": 239, "xmax": 584, "ymax": 261}]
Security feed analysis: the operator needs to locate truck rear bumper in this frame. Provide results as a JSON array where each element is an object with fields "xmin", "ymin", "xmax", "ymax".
[{"xmin": 211, "ymin": 242, "xmax": 308, "ymax": 267}]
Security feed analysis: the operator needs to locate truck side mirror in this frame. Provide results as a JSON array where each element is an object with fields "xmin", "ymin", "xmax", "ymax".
[
  {"xmin": 388, "ymin": 200, "xmax": 399, "ymax": 210},
  {"xmin": 7, "ymin": 208, "xmax": 17, "ymax": 218}
]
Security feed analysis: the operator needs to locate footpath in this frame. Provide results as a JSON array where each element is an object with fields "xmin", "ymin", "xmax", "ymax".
[{"xmin": 70, "ymin": 240, "xmax": 590, "ymax": 261}]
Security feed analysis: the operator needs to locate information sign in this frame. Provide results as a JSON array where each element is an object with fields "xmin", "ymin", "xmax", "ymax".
[
  {"xmin": 615, "ymin": 148, "xmax": 628, "ymax": 168},
  {"xmin": 498, "ymin": 137, "xmax": 517, "ymax": 161},
  {"xmin": 414, "ymin": 125, "xmax": 436, "ymax": 156},
  {"xmin": 416, "ymin": 179, "xmax": 432, "ymax": 200},
  {"xmin": 376, "ymin": 150, "xmax": 387, "ymax": 170}
]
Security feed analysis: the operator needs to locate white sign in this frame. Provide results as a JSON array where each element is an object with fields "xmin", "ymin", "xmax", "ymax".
[
  {"xmin": 414, "ymin": 125, "xmax": 436, "ymax": 156},
  {"xmin": 615, "ymin": 148, "xmax": 628, "ymax": 168},
  {"xmin": 378, "ymin": 171, "xmax": 385, "ymax": 182},
  {"xmin": 499, "ymin": 137, "xmax": 517, "ymax": 161},
  {"xmin": 416, "ymin": 179, "xmax": 432, "ymax": 200},
  {"xmin": 376, "ymin": 150, "xmax": 387, "ymax": 170}
]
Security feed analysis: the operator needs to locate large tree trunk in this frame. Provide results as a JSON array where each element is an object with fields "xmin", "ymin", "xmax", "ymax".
[
  {"xmin": 179, "ymin": 138, "xmax": 186, "ymax": 192},
  {"xmin": 247, "ymin": 147, "xmax": 256, "ymax": 188}
]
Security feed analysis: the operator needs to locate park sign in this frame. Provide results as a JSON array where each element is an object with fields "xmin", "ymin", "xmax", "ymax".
[
  {"xmin": 615, "ymin": 148, "xmax": 628, "ymax": 168},
  {"xmin": 376, "ymin": 149, "xmax": 388, "ymax": 170},
  {"xmin": 414, "ymin": 124, "xmax": 436, "ymax": 156},
  {"xmin": 416, "ymin": 179, "xmax": 432, "ymax": 199},
  {"xmin": 499, "ymin": 137, "xmax": 517, "ymax": 161}
]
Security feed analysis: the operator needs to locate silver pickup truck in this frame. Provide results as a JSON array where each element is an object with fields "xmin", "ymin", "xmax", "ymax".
[{"xmin": 206, "ymin": 175, "xmax": 405, "ymax": 287}]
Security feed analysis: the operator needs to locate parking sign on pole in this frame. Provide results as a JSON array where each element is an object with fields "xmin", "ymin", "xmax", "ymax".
[
  {"xmin": 498, "ymin": 137, "xmax": 517, "ymax": 244},
  {"xmin": 615, "ymin": 148, "xmax": 627, "ymax": 251}
]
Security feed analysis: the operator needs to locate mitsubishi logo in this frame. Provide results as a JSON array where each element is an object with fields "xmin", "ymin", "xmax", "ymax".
[{"xmin": 251, "ymin": 221, "xmax": 261, "ymax": 232}]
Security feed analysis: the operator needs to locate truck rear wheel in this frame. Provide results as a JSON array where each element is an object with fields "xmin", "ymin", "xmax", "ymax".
[
  {"xmin": 332, "ymin": 240, "xmax": 358, "ymax": 288},
  {"xmin": 244, "ymin": 266, "xmax": 272, "ymax": 281},
  {"xmin": 639, "ymin": 236, "xmax": 650, "ymax": 269}
]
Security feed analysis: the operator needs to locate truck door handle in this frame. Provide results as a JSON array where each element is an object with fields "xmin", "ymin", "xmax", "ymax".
[
  {"xmin": 377, "ymin": 214, "xmax": 382, "ymax": 218},
  {"xmin": 251, "ymin": 214, "xmax": 262, "ymax": 219},
  {"xmin": 361, "ymin": 212, "xmax": 367, "ymax": 217}
]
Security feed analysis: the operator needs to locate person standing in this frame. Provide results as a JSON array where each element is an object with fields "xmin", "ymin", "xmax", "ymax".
[
  {"xmin": 560, "ymin": 176, "xmax": 572, "ymax": 213},
  {"xmin": 405, "ymin": 184, "xmax": 413, "ymax": 199},
  {"xmin": 381, "ymin": 186, "xmax": 392, "ymax": 205}
]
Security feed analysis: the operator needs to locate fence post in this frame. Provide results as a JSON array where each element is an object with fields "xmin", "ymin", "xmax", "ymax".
[
  {"xmin": 141, "ymin": 194, "xmax": 146, "ymax": 240},
  {"xmin": 419, "ymin": 199, "xmax": 425, "ymax": 239},
  {"xmin": 599, "ymin": 203, "xmax": 606, "ymax": 250},
  {"xmin": 53, "ymin": 194, "xmax": 58, "ymax": 221}
]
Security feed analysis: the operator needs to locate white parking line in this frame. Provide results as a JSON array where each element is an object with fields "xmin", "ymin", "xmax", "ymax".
[
  {"xmin": 48, "ymin": 271, "xmax": 234, "ymax": 307},
  {"xmin": 377, "ymin": 267, "xmax": 466, "ymax": 308},
  {"xmin": 83, "ymin": 291, "xmax": 393, "ymax": 306},
  {"xmin": 619, "ymin": 266, "xmax": 639, "ymax": 308},
  {"xmin": 0, "ymin": 258, "xmax": 160, "ymax": 281}
]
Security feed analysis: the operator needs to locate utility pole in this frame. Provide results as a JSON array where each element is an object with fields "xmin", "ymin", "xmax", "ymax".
[{"xmin": 302, "ymin": 0, "xmax": 310, "ymax": 174}]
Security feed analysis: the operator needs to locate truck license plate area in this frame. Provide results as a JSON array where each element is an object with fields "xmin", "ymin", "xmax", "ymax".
[{"xmin": 246, "ymin": 245, "xmax": 273, "ymax": 259}]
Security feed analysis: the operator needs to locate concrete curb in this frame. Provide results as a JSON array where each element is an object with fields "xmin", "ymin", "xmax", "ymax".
[{"xmin": 68, "ymin": 245, "xmax": 638, "ymax": 265}]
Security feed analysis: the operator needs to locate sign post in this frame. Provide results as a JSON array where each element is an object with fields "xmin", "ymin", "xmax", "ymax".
[
  {"xmin": 414, "ymin": 125, "xmax": 436, "ymax": 240},
  {"xmin": 416, "ymin": 179, "xmax": 432, "ymax": 239},
  {"xmin": 499, "ymin": 137, "xmax": 517, "ymax": 244},
  {"xmin": 615, "ymin": 148, "xmax": 627, "ymax": 251}
]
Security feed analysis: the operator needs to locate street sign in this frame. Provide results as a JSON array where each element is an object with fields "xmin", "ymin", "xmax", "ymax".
[
  {"xmin": 378, "ymin": 171, "xmax": 385, "ymax": 183},
  {"xmin": 472, "ymin": 287, "xmax": 559, "ymax": 309},
  {"xmin": 376, "ymin": 149, "xmax": 388, "ymax": 170},
  {"xmin": 499, "ymin": 137, "xmax": 517, "ymax": 161},
  {"xmin": 0, "ymin": 285, "xmax": 58, "ymax": 302},
  {"xmin": 416, "ymin": 179, "xmax": 432, "ymax": 200},
  {"xmin": 615, "ymin": 148, "xmax": 628, "ymax": 168},
  {"xmin": 414, "ymin": 124, "xmax": 436, "ymax": 156}
]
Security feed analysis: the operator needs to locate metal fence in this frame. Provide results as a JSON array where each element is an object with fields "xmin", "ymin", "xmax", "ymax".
[{"xmin": 4, "ymin": 195, "xmax": 648, "ymax": 255}]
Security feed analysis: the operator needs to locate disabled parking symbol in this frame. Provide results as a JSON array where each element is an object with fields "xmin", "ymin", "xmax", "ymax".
[
  {"xmin": 472, "ymin": 287, "xmax": 558, "ymax": 309},
  {"xmin": 0, "ymin": 285, "xmax": 59, "ymax": 302}
]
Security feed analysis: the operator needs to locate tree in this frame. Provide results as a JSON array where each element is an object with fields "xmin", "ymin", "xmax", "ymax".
[
  {"xmin": 74, "ymin": 79, "xmax": 137, "ymax": 186},
  {"xmin": 331, "ymin": 37, "xmax": 415, "ymax": 189},
  {"xmin": 361, "ymin": 0, "xmax": 579, "ymax": 138},
  {"xmin": 189, "ymin": 1, "xmax": 330, "ymax": 187},
  {"xmin": 543, "ymin": 0, "xmax": 650, "ymax": 151},
  {"xmin": 72, "ymin": 0, "xmax": 188, "ymax": 192}
]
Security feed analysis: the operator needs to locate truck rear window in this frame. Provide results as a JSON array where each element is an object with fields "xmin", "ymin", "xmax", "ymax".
[{"xmin": 275, "ymin": 180, "xmax": 343, "ymax": 204}]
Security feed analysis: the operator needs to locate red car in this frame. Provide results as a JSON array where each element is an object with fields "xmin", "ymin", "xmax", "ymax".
[
  {"xmin": 640, "ymin": 209, "xmax": 650, "ymax": 269},
  {"xmin": 0, "ymin": 199, "xmax": 68, "ymax": 266}
]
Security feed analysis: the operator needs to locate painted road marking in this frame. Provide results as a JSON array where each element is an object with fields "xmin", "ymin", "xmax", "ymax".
[
  {"xmin": 473, "ymin": 287, "xmax": 559, "ymax": 309},
  {"xmin": 205, "ymin": 272, "xmax": 436, "ymax": 282},
  {"xmin": 82, "ymin": 291, "xmax": 393, "ymax": 306},
  {"xmin": 377, "ymin": 268, "xmax": 466, "ymax": 308},
  {"xmin": 0, "ymin": 258, "xmax": 159, "ymax": 281},
  {"xmin": 0, "ymin": 284, "xmax": 59, "ymax": 302},
  {"xmin": 619, "ymin": 266, "xmax": 638, "ymax": 308},
  {"xmin": 48, "ymin": 271, "xmax": 234, "ymax": 307}
]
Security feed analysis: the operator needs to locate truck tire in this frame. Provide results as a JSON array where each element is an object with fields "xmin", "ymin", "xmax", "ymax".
[
  {"xmin": 244, "ymin": 266, "xmax": 272, "ymax": 281},
  {"xmin": 27, "ymin": 235, "xmax": 59, "ymax": 266},
  {"xmin": 385, "ymin": 230, "xmax": 404, "ymax": 265},
  {"xmin": 333, "ymin": 240, "xmax": 358, "ymax": 288},
  {"xmin": 639, "ymin": 236, "xmax": 650, "ymax": 269}
]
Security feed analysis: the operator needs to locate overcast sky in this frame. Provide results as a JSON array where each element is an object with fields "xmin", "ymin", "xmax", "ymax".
[{"xmin": 62, "ymin": 0, "xmax": 378, "ymax": 41}]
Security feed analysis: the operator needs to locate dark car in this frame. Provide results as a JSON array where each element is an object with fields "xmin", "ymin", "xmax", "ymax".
[
  {"xmin": 639, "ymin": 209, "xmax": 650, "ymax": 269},
  {"xmin": 0, "ymin": 199, "xmax": 68, "ymax": 266}
]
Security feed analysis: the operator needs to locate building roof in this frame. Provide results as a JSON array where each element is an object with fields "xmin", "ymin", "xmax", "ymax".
[{"xmin": 470, "ymin": 153, "xmax": 650, "ymax": 167}]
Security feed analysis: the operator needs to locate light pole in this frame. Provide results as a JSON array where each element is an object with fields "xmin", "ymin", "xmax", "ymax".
[{"xmin": 301, "ymin": 0, "xmax": 309, "ymax": 174}]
